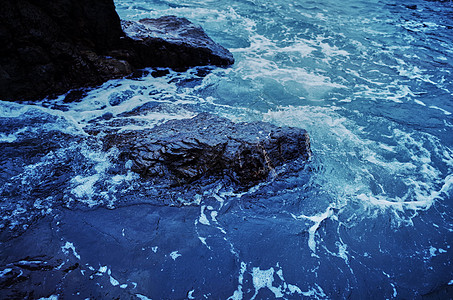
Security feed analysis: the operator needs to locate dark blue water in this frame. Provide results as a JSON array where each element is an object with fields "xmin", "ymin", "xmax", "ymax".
[{"xmin": 1, "ymin": 0, "xmax": 452, "ymax": 299}]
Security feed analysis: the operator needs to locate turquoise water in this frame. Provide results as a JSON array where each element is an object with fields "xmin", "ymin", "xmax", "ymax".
[
  {"xmin": 1, "ymin": 0, "xmax": 452, "ymax": 298},
  {"xmin": 112, "ymin": 0, "xmax": 453, "ymax": 214}
]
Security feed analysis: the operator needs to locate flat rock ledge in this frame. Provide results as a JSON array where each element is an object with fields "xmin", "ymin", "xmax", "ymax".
[
  {"xmin": 104, "ymin": 113, "xmax": 311, "ymax": 186},
  {"xmin": 0, "ymin": 0, "xmax": 234, "ymax": 101}
]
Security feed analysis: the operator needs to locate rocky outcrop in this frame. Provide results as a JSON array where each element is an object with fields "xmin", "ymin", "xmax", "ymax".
[
  {"xmin": 104, "ymin": 113, "xmax": 311, "ymax": 186},
  {"xmin": 0, "ymin": 105, "xmax": 311, "ymax": 237},
  {"xmin": 120, "ymin": 16, "xmax": 234, "ymax": 69},
  {"xmin": 0, "ymin": 0, "xmax": 128, "ymax": 101},
  {"xmin": 0, "ymin": 0, "xmax": 234, "ymax": 101}
]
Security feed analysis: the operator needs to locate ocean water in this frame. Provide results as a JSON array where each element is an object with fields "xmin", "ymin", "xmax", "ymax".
[{"xmin": 1, "ymin": 0, "xmax": 452, "ymax": 299}]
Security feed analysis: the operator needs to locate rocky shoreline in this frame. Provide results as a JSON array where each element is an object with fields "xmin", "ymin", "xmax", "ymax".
[
  {"xmin": 0, "ymin": 0, "xmax": 311, "ymax": 190},
  {"xmin": 0, "ymin": 1, "xmax": 312, "ymax": 297},
  {"xmin": 0, "ymin": 0, "xmax": 233, "ymax": 102}
]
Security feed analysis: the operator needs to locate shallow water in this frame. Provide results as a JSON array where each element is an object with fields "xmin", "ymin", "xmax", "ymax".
[{"xmin": 1, "ymin": 0, "xmax": 452, "ymax": 298}]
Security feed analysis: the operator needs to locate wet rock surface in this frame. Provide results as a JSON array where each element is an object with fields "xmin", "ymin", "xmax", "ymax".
[
  {"xmin": 0, "ymin": 105, "xmax": 311, "ymax": 235},
  {"xmin": 104, "ymin": 113, "xmax": 311, "ymax": 186},
  {"xmin": 0, "ymin": 205, "xmax": 251, "ymax": 299},
  {"xmin": 0, "ymin": 0, "xmax": 234, "ymax": 101},
  {"xmin": 0, "ymin": 0, "xmax": 129, "ymax": 101},
  {"xmin": 121, "ymin": 16, "xmax": 234, "ymax": 69},
  {"xmin": 0, "ymin": 107, "xmax": 312, "ymax": 298}
]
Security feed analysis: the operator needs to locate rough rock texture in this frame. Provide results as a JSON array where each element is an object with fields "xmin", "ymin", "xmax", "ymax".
[
  {"xmin": 120, "ymin": 16, "xmax": 234, "ymax": 68},
  {"xmin": 0, "ymin": 0, "xmax": 129, "ymax": 101},
  {"xmin": 0, "ymin": 0, "xmax": 234, "ymax": 101},
  {"xmin": 104, "ymin": 113, "xmax": 311, "ymax": 186}
]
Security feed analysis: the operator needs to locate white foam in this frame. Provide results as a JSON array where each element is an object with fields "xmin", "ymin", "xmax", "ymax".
[
  {"xmin": 198, "ymin": 205, "xmax": 210, "ymax": 225},
  {"xmin": 135, "ymin": 294, "xmax": 152, "ymax": 300},
  {"xmin": 429, "ymin": 105, "xmax": 452, "ymax": 116},
  {"xmin": 293, "ymin": 205, "xmax": 335, "ymax": 253},
  {"xmin": 264, "ymin": 105, "xmax": 452, "ymax": 225},
  {"xmin": 287, "ymin": 284, "xmax": 303, "ymax": 294},
  {"xmin": 429, "ymin": 246, "xmax": 437, "ymax": 256},
  {"xmin": 336, "ymin": 241, "xmax": 349, "ymax": 263},
  {"xmin": 0, "ymin": 101, "xmax": 85, "ymax": 138},
  {"xmin": 17, "ymin": 260, "xmax": 44, "ymax": 265},
  {"xmin": 299, "ymin": 284, "xmax": 327, "ymax": 298},
  {"xmin": 71, "ymin": 174, "xmax": 101, "ymax": 203},
  {"xmin": 234, "ymin": 57, "xmax": 345, "ymax": 96},
  {"xmin": 251, "ymin": 267, "xmax": 283, "ymax": 299},
  {"xmin": 211, "ymin": 211, "xmax": 218, "ymax": 222},
  {"xmin": 315, "ymin": 36, "xmax": 350, "ymax": 57},
  {"xmin": 228, "ymin": 262, "xmax": 247, "ymax": 300},
  {"xmin": 69, "ymin": 147, "xmax": 112, "ymax": 205},
  {"xmin": 279, "ymin": 40, "xmax": 316, "ymax": 57},
  {"xmin": 0, "ymin": 101, "xmax": 31, "ymax": 117},
  {"xmin": 37, "ymin": 296, "xmax": 58, "ymax": 300},
  {"xmin": 110, "ymin": 275, "xmax": 120, "ymax": 286},
  {"xmin": 198, "ymin": 237, "xmax": 210, "ymax": 249},
  {"xmin": 0, "ymin": 268, "xmax": 12, "ymax": 277},
  {"xmin": 0, "ymin": 126, "xmax": 29, "ymax": 143},
  {"xmin": 248, "ymin": 264, "xmax": 316, "ymax": 299},
  {"xmin": 117, "ymin": 3, "xmax": 240, "ymax": 28},
  {"xmin": 170, "ymin": 251, "xmax": 182, "ymax": 261},
  {"xmin": 62, "ymin": 242, "xmax": 81, "ymax": 260},
  {"xmin": 68, "ymin": 146, "xmax": 140, "ymax": 208}
]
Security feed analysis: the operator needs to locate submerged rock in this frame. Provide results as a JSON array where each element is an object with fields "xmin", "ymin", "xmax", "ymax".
[
  {"xmin": 104, "ymin": 113, "xmax": 311, "ymax": 186},
  {"xmin": 0, "ymin": 0, "xmax": 234, "ymax": 101}
]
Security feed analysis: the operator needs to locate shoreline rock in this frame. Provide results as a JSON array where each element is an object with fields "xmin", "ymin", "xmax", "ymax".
[
  {"xmin": 120, "ymin": 16, "xmax": 234, "ymax": 69},
  {"xmin": 103, "ymin": 113, "xmax": 311, "ymax": 186},
  {"xmin": 0, "ymin": 0, "xmax": 234, "ymax": 101}
]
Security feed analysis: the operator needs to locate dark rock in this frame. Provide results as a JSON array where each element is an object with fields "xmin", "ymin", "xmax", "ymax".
[
  {"xmin": 126, "ymin": 69, "xmax": 150, "ymax": 80},
  {"xmin": 0, "ymin": 108, "xmax": 89, "ymax": 233},
  {"xmin": 108, "ymin": 90, "xmax": 135, "ymax": 106},
  {"xmin": 0, "ymin": 1, "xmax": 234, "ymax": 101},
  {"xmin": 104, "ymin": 113, "xmax": 311, "ymax": 186},
  {"xmin": 151, "ymin": 69, "xmax": 171, "ymax": 78},
  {"xmin": 0, "ymin": 0, "xmax": 131, "ymax": 101},
  {"xmin": 195, "ymin": 67, "xmax": 214, "ymax": 77},
  {"xmin": 121, "ymin": 16, "xmax": 235, "ymax": 68},
  {"xmin": 101, "ymin": 112, "xmax": 114, "ymax": 120},
  {"xmin": 63, "ymin": 89, "xmax": 88, "ymax": 103}
]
